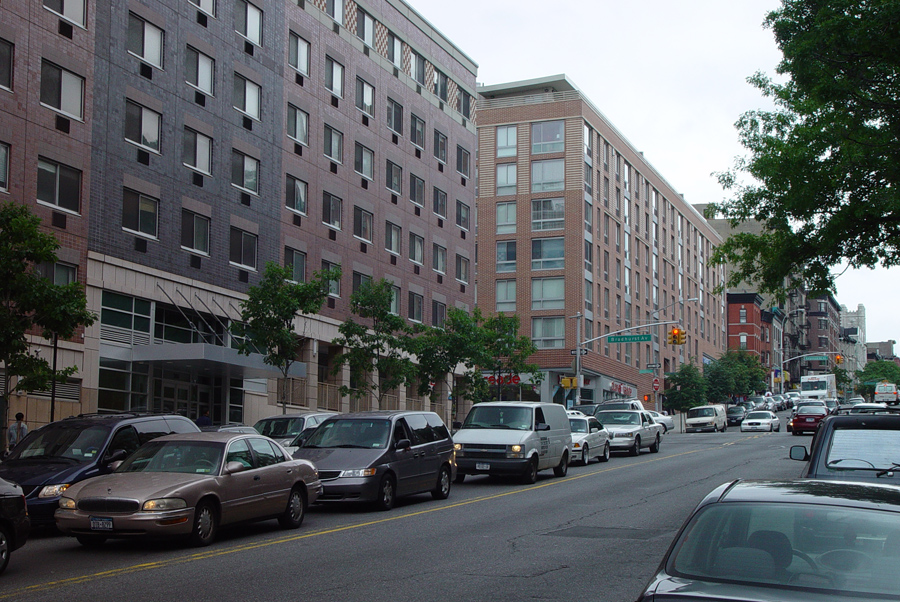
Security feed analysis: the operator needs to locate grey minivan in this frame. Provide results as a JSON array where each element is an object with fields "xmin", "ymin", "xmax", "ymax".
[{"xmin": 292, "ymin": 411, "xmax": 455, "ymax": 511}]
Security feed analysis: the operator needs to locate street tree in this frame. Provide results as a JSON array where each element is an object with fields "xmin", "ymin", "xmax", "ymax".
[
  {"xmin": 704, "ymin": 350, "xmax": 768, "ymax": 403},
  {"xmin": 0, "ymin": 202, "xmax": 95, "ymax": 448},
  {"xmin": 707, "ymin": 0, "xmax": 900, "ymax": 298},
  {"xmin": 235, "ymin": 262, "xmax": 337, "ymax": 414},
  {"xmin": 664, "ymin": 361, "xmax": 707, "ymax": 413},
  {"xmin": 479, "ymin": 313, "xmax": 542, "ymax": 402},
  {"xmin": 855, "ymin": 360, "xmax": 900, "ymax": 399}
]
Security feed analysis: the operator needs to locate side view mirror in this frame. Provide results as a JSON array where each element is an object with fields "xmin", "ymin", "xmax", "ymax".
[
  {"xmin": 105, "ymin": 449, "xmax": 128, "ymax": 465},
  {"xmin": 108, "ymin": 460, "xmax": 124, "ymax": 471},
  {"xmin": 224, "ymin": 461, "xmax": 247, "ymax": 474},
  {"xmin": 536, "ymin": 423, "xmax": 551, "ymax": 432},
  {"xmin": 789, "ymin": 445, "xmax": 810, "ymax": 462},
  {"xmin": 395, "ymin": 438, "xmax": 411, "ymax": 450}
]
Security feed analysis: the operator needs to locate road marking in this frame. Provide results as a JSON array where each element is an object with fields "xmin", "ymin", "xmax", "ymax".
[{"xmin": 3, "ymin": 439, "xmax": 753, "ymax": 599}]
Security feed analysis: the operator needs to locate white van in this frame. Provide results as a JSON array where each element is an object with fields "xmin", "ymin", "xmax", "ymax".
[
  {"xmin": 453, "ymin": 402, "xmax": 573, "ymax": 484},
  {"xmin": 685, "ymin": 404, "xmax": 728, "ymax": 433}
]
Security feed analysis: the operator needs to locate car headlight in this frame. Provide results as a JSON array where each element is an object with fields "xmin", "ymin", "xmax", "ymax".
[
  {"xmin": 506, "ymin": 444, "xmax": 524, "ymax": 459},
  {"xmin": 142, "ymin": 498, "xmax": 187, "ymax": 511},
  {"xmin": 58, "ymin": 497, "xmax": 76, "ymax": 510},
  {"xmin": 573, "ymin": 442, "xmax": 582, "ymax": 449},
  {"xmin": 39, "ymin": 484, "xmax": 70, "ymax": 498},
  {"xmin": 454, "ymin": 443, "xmax": 464, "ymax": 456},
  {"xmin": 339, "ymin": 468, "xmax": 378, "ymax": 478}
]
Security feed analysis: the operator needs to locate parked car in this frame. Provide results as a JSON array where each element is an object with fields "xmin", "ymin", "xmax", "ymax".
[
  {"xmin": 726, "ymin": 405, "xmax": 747, "ymax": 427},
  {"xmin": 0, "ymin": 413, "xmax": 200, "ymax": 527},
  {"xmin": 453, "ymin": 402, "xmax": 572, "ymax": 484},
  {"xmin": 0, "ymin": 477, "xmax": 30, "ymax": 575},
  {"xmin": 647, "ymin": 410, "xmax": 674, "ymax": 434},
  {"xmin": 636, "ymin": 479, "xmax": 900, "ymax": 601},
  {"xmin": 740, "ymin": 411, "xmax": 780, "ymax": 432},
  {"xmin": 595, "ymin": 410, "xmax": 663, "ymax": 456},
  {"xmin": 823, "ymin": 397, "xmax": 839, "ymax": 413},
  {"xmin": 55, "ymin": 432, "xmax": 321, "ymax": 547},
  {"xmin": 789, "ymin": 405, "xmax": 829, "ymax": 435},
  {"xmin": 685, "ymin": 405, "xmax": 727, "ymax": 433},
  {"xmin": 566, "ymin": 411, "xmax": 610, "ymax": 464},
  {"xmin": 747, "ymin": 396, "xmax": 767, "ymax": 410},
  {"xmin": 200, "ymin": 424, "xmax": 258, "ymax": 434},
  {"xmin": 570, "ymin": 404, "xmax": 603, "ymax": 416},
  {"xmin": 253, "ymin": 411, "xmax": 337, "ymax": 449},
  {"xmin": 294, "ymin": 411, "xmax": 455, "ymax": 510},
  {"xmin": 596, "ymin": 399, "xmax": 646, "ymax": 411}
]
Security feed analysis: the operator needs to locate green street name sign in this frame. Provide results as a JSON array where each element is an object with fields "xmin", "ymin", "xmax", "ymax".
[
  {"xmin": 804, "ymin": 355, "xmax": 828, "ymax": 361},
  {"xmin": 608, "ymin": 334, "xmax": 652, "ymax": 343}
]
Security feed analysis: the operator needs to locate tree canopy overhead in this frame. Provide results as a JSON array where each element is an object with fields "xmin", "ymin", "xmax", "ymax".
[{"xmin": 708, "ymin": 0, "xmax": 900, "ymax": 298}]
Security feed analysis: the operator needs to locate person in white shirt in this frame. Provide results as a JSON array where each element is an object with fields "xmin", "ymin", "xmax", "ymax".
[{"xmin": 8, "ymin": 413, "xmax": 28, "ymax": 449}]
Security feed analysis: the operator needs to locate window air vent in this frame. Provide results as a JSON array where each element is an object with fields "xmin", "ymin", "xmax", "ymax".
[
  {"xmin": 331, "ymin": 96, "xmax": 339, "ymax": 108},
  {"xmin": 392, "ymin": 134, "xmax": 398, "ymax": 145},
  {"xmin": 415, "ymin": 149, "xmax": 421, "ymax": 159},
  {"xmin": 413, "ymin": 265, "xmax": 420, "ymax": 275},
  {"xmin": 361, "ymin": 179, "xmax": 368, "ymax": 189},
  {"xmin": 197, "ymin": 12, "xmax": 207, "ymax": 26},
  {"xmin": 390, "ymin": 255, "xmax": 397, "ymax": 265},
  {"xmin": 391, "ymin": 195, "xmax": 397, "ymax": 205},
  {"xmin": 330, "ymin": 162, "xmax": 338, "ymax": 174},
  {"xmin": 244, "ymin": 41, "xmax": 254, "ymax": 56},
  {"xmin": 238, "ymin": 270, "xmax": 249, "ymax": 283},
  {"xmin": 241, "ymin": 193, "xmax": 251, "ymax": 206},
  {"xmin": 293, "ymin": 214, "xmax": 302, "ymax": 227},
  {"xmin": 137, "ymin": 150, "xmax": 150, "ymax": 165},
  {"xmin": 135, "ymin": 238, "xmax": 148, "ymax": 253},
  {"xmin": 327, "ymin": 297, "xmax": 335, "ymax": 309},
  {"xmin": 437, "ymin": 274, "xmax": 443, "ymax": 284},
  {"xmin": 192, "ymin": 173, "xmax": 204, "ymax": 187},
  {"xmin": 328, "ymin": 229, "xmax": 336, "ymax": 241},
  {"xmin": 58, "ymin": 20, "xmax": 74, "ymax": 38},
  {"xmin": 438, "ymin": 163, "xmax": 443, "ymax": 173},
  {"xmin": 362, "ymin": 115, "xmax": 368, "ymax": 127},
  {"xmin": 360, "ymin": 242, "xmax": 367, "ymax": 253},
  {"xmin": 55, "ymin": 115, "xmax": 70, "ymax": 133},
  {"xmin": 242, "ymin": 116, "xmax": 252, "ymax": 131},
  {"xmin": 414, "ymin": 207, "xmax": 420, "ymax": 217},
  {"xmin": 294, "ymin": 143, "xmax": 303, "ymax": 156},
  {"xmin": 190, "ymin": 255, "xmax": 202, "ymax": 269},
  {"xmin": 195, "ymin": 91, "xmax": 206, "ymax": 106},
  {"xmin": 437, "ymin": 219, "xmax": 443, "ymax": 228},
  {"xmin": 51, "ymin": 212, "xmax": 67, "ymax": 229},
  {"xmin": 140, "ymin": 63, "xmax": 153, "ymax": 79},
  {"xmin": 295, "ymin": 73, "xmax": 304, "ymax": 86}
]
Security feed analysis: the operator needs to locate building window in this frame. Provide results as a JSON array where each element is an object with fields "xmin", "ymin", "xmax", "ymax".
[
  {"xmin": 532, "ymin": 238, "xmax": 564, "ymax": 270},
  {"xmin": 43, "ymin": 0, "xmax": 85, "ymax": 27},
  {"xmin": 229, "ymin": 227, "xmax": 257, "ymax": 270},
  {"xmin": 410, "ymin": 50, "xmax": 425, "ymax": 85},
  {"xmin": 322, "ymin": 260, "xmax": 340, "ymax": 296},
  {"xmin": 235, "ymin": 0, "xmax": 263, "ymax": 46},
  {"xmin": 353, "ymin": 206, "xmax": 373, "ymax": 242},
  {"xmin": 286, "ymin": 104, "xmax": 309, "ymax": 145},
  {"xmin": 739, "ymin": 307, "xmax": 747, "ymax": 324},
  {"xmin": 433, "ymin": 70, "xmax": 448, "ymax": 101},
  {"xmin": 285, "ymin": 248, "xmax": 306, "ymax": 282},
  {"xmin": 496, "ymin": 241, "xmax": 516, "ymax": 273},
  {"xmin": 432, "ymin": 244, "xmax": 446, "ymax": 274},
  {"xmin": 355, "ymin": 78, "xmax": 374, "ymax": 116},
  {"xmin": 40, "ymin": 61, "xmax": 84, "ymax": 119},
  {"xmin": 531, "ymin": 198, "xmax": 564, "ymax": 231},
  {"xmin": 584, "ymin": 162, "xmax": 593, "ymax": 196},
  {"xmin": 390, "ymin": 286, "xmax": 401, "ymax": 315},
  {"xmin": 181, "ymin": 210, "xmax": 210, "ymax": 254},
  {"xmin": 387, "ymin": 98, "xmax": 403, "ymax": 134},
  {"xmin": 411, "ymin": 115, "xmax": 425, "ymax": 149},
  {"xmin": 533, "ymin": 317, "xmax": 565, "ymax": 349},
  {"xmin": 0, "ymin": 39, "xmax": 11, "ymax": 91},
  {"xmin": 496, "ymin": 164, "xmax": 516, "ymax": 196},
  {"xmin": 532, "ymin": 120, "xmax": 564, "ymax": 154},
  {"xmin": 326, "ymin": 0, "xmax": 343, "ymax": 24},
  {"xmin": 497, "ymin": 125, "xmax": 517, "ymax": 157},
  {"xmin": 408, "ymin": 292, "xmax": 423, "ymax": 322},
  {"xmin": 532, "ymin": 159, "xmax": 564, "ymax": 192},
  {"xmin": 409, "ymin": 233, "xmax": 424, "ymax": 264},
  {"xmin": 386, "ymin": 161, "xmax": 402, "ymax": 194},
  {"xmin": 409, "ymin": 174, "xmax": 425, "ymax": 206},
  {"xmin": 323, "ymin": 192, "xmax": 342, "ymax": 229},
  {"xmin": 456, "ymin": 200, "xmax": 470, "ymax": 230},
  {"xmin": 352, "ymin": 271, "xmax": 371, "ymax": 293},
  {"xmin": 122, "ymin": 188, "xmax": 158, "ymax": 238},
  {"xmin": 0, "ymin": 142, "xmax": 8, "ymax": 191},
  {"xmin": 432, "ymin": 301, "xmax": 446, "ymax": 328},
  {"xmin": 585, "ymin": 279, "xmax": 593, "ymax": 312},
  {"xmin": 818, "ymin": 318, "xmax": 828, "ymax": 330},
  {"xmin": 40, "ymin": 261, "xmax": 76, "ymax": 285},
  {"xmin": 231, "ymin": 150, "xmax": 259, "ymax": 193},
  {"xmin": 285, "ymin": 175, "xmax": 307, "ymax": 214},
  {"xmin": 356, "ymin": 10, "xmax": 374, "ymax": 46},
  {"xmin": 457, "ymin": 89, "xmax": 472, "ymax": 119},
  {"xmin": 456, "ymin": 146, "xmax": 470, "ymax": 178},
  {"xmin": 739, "ymin": 334, "xmax": 747, "ymax": 350},
  {"xmin": 532, "ymin": 277, "xmax": 564, "ymax": 310},
  {"xmin": 387, "ymin": 32, "xmax": 402, "ymax": 68},
  {"xmin": 186, "ymin": 47, "xmax": 214, "ymax": 95},
  {"xmin": 385, "ymin": 221, "xmax": 401, "ymax": 255},
  {"xmin": 127, "ymin": 13, "xmax": 164, "ymax": 68},
  {"xmin": 288, "ymin": 32, "xmax": 309, "ymax": 75},
  {"xmin": 37, "ymin": 158, "xmax": 81, "ymax": 213},
  {"xmin": 433, "ymin": 187, "xmax": 447, "ymax": 218},
  {"xmin": 183, "ymin": 128, "xmax": 212, "ymax": 174},
  {"xmin": 818, "ymin": 300, "xmax": 827, "ymax": 312},
  {"xmin": 496, "ymin": 280, "xmax": 516, "ymax": 312},
  {"xmin": 324, "ymin": 125, "xmax": 343, "ymax": 163},
  {"xmin": 496, "ymin": 202, "xmax": 516, "ymax": 234},
  {"xmin": 584, "ymin": 200, "xmax": 593, "ymax": 233},
  {"xmin": 354, "ymin": 143, "xmax": 373, "ymax": 179},
  {"xmin": 125, "ymin": 101, "xmax": 161, "ymax": 152},
  {"xmin": 233, "ymin": 74, "xmax": 261, "ymax": 120},
  {"xmin": 325, "ymin": 56, "xmax": 343, "ymax": 97},
  {"xmin": 434, "ymin": 130, "xmax": 447, "ymax": 163},
  {"xmin": 585, "ymin": 240, "xmax": 593, "ymax": 272},
  {"xmin": 456, "ymin": 254, "xmax": 469, "ymax": 283}
]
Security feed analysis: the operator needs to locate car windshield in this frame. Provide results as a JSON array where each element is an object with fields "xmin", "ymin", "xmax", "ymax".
[
  {"xmin": 569, "ymin": 419, "xmax": 588, "ymax": 433},
  {"xmin": 668, "ymin": 500, "xmax": 900, "ymax": 596},
  {"xmin": 727, "ymin": 407, "xmax": 744, "ymax": 415},
  {"xmin": 746, "ymin": 412, "xmax": 770, "ymax": 420},
  {"xmin": 825, "ymin": 429, "xmax": 900, "ymax": 471},
  {"xmin": 688, "ymin": 408, "xmax": 714, "ymax": 418},
  {"xmin": 254, "ymin": 417, "xmax": 306, "ymax": 438},
  {"xmin": 7, "ymin": 424, "xmax": 111, "ymax": 462},
  {"xmin": 596, "ymin": 411, "xmax": 640, "ymax": 426},
  {"xmin": 600, "ymin": 402, "xmax": 633, "ymax": 410},
  {"xmin": 461, "ymin": 406, "xmax": 533, "ymax": 430},
  {"xmin": 117, "ymin": 441, "xmax": 225, "ymax": 475},
  {"xmin": 304, "ymin": 419, "xmax": 391, "ymax": 449}
]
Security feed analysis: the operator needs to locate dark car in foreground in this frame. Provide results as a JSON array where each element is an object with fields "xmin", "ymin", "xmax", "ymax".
[
  {"xmin": 636, "ymin": 479, "xmax": 900, "ymax": 601},
  {"xmin": 0, "ymin": 477, "xmax": 30, "ymax": 575}
]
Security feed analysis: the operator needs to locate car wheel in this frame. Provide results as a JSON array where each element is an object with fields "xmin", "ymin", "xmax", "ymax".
[
  {"xmin": 792, "ymin": 430, "xmax": 800, "ymax": 436},
  {"xmin": 599, "ymin": 442, "xmax": 610, "ymax": 462},
  {"xmin": 190, "ymin": 501, "xmax": 218, "ymax": 547},
  {"xmin": 375, "ymin": 474, "xmax": 396, "ymax": 511},
  {"xmin": 278, "ymin": 486, "xmax": 306, "ymax": 529},
  {"xmin": 650, "ymin": 434, "xmax": 660, "ymax": 453},
  {"xmin": 432, "ymin": 465, "xmax": 451, "ymax": 500},
  {"xmin": 581, "ymin": 444, "xmax": 590, "ymax": 465},
  {"xmin": 0, "ymin": 524, "xmax": 10, "ymax": 575},
  {"xmin": 661, "ymin": 424, "xmax": 668, "ymax": 434},
  {"xmin": 553, "ymin": 452, "xmax": 569, "ymax": 477},
  {"xmin": 630, "ymin": 436, "xmax": 641, "ymax": 456},
  {"xmin": 776, "ymin": 425, "xmax": 781, "ymax": 432},
  {"xmin": 76, "ymin": 534, "xmax": 108, "ymax": 548},
  {"xmin": 769, "ymin": 424, "xmax": 774, "ymax": 432},
  {"xmin": 453, "ymin": 473, "xmax": 466, "ymax": 484},
  {"xmin": 521, "ymin": 458, "xmax": 539, "ymax": 484},
  {"xmin": 723, "ymin": 424, "xmax": 727, "ymax": 432}
]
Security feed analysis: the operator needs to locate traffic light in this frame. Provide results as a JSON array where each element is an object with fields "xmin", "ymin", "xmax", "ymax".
[
  {"xmin": 675, "ymin": 329, "xmax": 686, "ymax": 345},
  {"xmin": 835, "ymin": 354, "xmax": 843, "ymax": 364},
  {"xmin": 643, "ymin": 394, "xmax": 650, "ymax": 403},
  {"xmin": 667, "ymin": 328, "xmax": 676, "ymax": 345}
]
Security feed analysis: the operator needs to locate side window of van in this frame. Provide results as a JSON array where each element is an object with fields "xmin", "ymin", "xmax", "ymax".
[
  {"xmin": 134, "ymin": 419, "xmax": 170, "ymax": 444},
  {"xmin": 426, "ymin": 413, "xmax": 450, "ymax": 441},
  {"xmin": 405, "ymin": 414, "xmax": 435, "ymax": 444},
  {"xmin": 535, "ymin": 408, "xmax": 546, "ymax": 427},
  {"xmin": 393, "ymin": 419, "xmax": 417, "ymax": 447},
  {"xmin": 107, "ymin": 426, "xmax": 141, "ymax": 458}
]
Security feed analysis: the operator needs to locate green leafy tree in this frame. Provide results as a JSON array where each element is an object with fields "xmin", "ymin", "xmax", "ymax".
[
  {"xmin": 833, "ymin": 366, "xmax": 853, "ymax": 395},
  {"xmin": 855, "ymin": 360, "xmax": 900, "ymax": 399},
  {"xmin": 0, "ymin": 202, "xmax": 95, "ymax": 448},
  {"xmin": 479, "ymin": 313, "xmax": 542, "ymax": 402},
  {"xmin": 664, "ymin": 361, "xmax": 707, "ymax": 413},
  {"xmin": 235, "ymin": 262, "xmax": 337, "ymax": 414},
  {"xmin": 708, "ymin": 0, "xmax": 900, "ymax": 297},
  {"xmin": 704, "ymin": 350, "xmax": 768, "ymax": 403},
  {"xmin": 331, "ymin": 279, "xmax": 416, "ymax": 408}
]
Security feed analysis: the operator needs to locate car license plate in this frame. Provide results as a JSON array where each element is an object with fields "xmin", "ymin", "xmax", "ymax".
[
  {"xmin": 476, "ymin": 462, "xmax": 490, "ymax": 471},
  {"xmin": 806, "ymin": 418, "xmax": 814, "ymax": 422},
  {"xmin": 90, "ymin": 517, "xmax": 113, "ymax": 531}
]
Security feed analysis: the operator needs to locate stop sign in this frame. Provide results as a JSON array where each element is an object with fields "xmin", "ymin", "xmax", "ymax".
[{"xmin": 652, "ymin": 377, "xmax": 661, "ymax": 392}]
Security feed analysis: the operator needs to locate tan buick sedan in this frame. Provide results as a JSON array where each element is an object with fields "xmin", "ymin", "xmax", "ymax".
[{"xmin": 55, "ymin": 432, "xmax": 321, "ymax": 547}]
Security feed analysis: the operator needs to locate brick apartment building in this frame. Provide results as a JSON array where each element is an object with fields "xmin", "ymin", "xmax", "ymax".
[
  {"xmin": 475, "ymin": 75, "xmax": 726, "ymax": 411},
  {"xmin": 1, "ymin": 0, "xmax": 477, "ymax": 428}
]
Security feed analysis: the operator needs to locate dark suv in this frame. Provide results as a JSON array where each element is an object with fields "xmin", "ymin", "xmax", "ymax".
[{"xmin": 0, "ymin": 413, "xmax": 199, "ymax": 527}]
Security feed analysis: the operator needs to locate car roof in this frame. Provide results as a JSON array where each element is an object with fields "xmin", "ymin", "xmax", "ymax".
[
  {"xmin": 322, "ymin": 410, "xmax": 439, "ymax": 419},
  {"xmin": 472, "ymin": 402, "xmax": 546, "ymax": 408},
  {"xmin": 706, "ymin": 479, "xmax": 900, "ymax": 512},
  {"xmin": 154, "ymin": 431, "xmax": 268, "ymax": 443},
  {"xmin": 256, "ymin": 411, "xmax": 336, "ymax": 420},
  {"xmin": 41, "ymin": 413, "xmax": 191, "ymax": 429},
  {"xmin": 596, "ymin": 408, "xmax": 642, "ymax": 413}
]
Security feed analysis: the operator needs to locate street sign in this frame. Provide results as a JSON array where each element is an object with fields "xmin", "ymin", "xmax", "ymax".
[
  {"xmin": 608, "ymin": 334, "xmax": 651, "ymax": 343},
  {"xmin": 652, "ymin": 377, "xmax": 661, "ymax": 392},
  {"xmin": 804, "ymin": 355, "xmax": 828, "ymax": 361},
  {"xmin": 570, "ymin": 349, "xmax": 588, "ymax": 355},
  {"xmin": 646, "ymin": 363, "xmax": 661, "ymax": 369},
  {"xmin": 639, "ymin": 369, "xmax": 655, "ymax": 374}
]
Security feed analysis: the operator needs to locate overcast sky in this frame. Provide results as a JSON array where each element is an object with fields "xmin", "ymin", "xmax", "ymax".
[{"xmin": 410, "ymin": 0, "xmax": 896, "ymax": 346}]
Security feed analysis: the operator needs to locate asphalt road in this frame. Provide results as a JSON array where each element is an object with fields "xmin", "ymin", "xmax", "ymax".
[{"xmin": 3, "ymin": 423, "xmax": 804, "ymax": 602}]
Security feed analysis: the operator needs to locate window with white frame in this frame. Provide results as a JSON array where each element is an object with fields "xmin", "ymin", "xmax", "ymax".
[
  {"xmin": 288, "ymin": 32, "xmax": 309, "ymax": 75},
  {"xmin": 531, "ymin": 198, "xmax": 564, "ymax": 231},
  {"xmin": 432, "ymin": 300, "xmax": 446, "ymax": 328},
  {"xmin": 322, "ymin": 259, "xmax": 340, "ymax": 296},
  {"xmin": 387, "ymin": 98, "xmax": 403, "ymax": 134},
  {"xmin": 585, "ymin": 240, "xmax": 593, "ymax": 272},
  {"xmin": 0, "ymin": 142, "xmax": 8, "ymax": 191},
  {"xmin": 325, "ymin": 56, "xmax": 343, "ymax": 97},
  {"xmin": 496, "ymin": 241, "xmax": 516, "ymax": 273},
  {"xmin": 354, "ymin": 143, "xmax": 373, "ymax": 179},
  {"xmin": 409, "ymin": 233, "xmax": 424, "ymax": 264},
  {"xmin": 385, "ymin": 222, "xmax": 401, "ymax": 255},
  {"xmin": 496, "ymin": 163, "xmax": 516, "ymax": 196},
  {"xmin": 322, "ymin": 192, "xmax": 342, "ymax": 229},
  {"xmin": 386, "ymin": 161, "xmax": 402, "ymax": 194},
  {"xmin": 353, "ymin": 206, "xmax": 373, "ymax": 242},
  {"xmin": 408, "ymin": 292, "xmax": 423, "ymax": 322},
  {"xmin": 433, "ymin": 70, "xmax": 448, "ymax": 101},
  {"xmin": 235, "ymin": 0, "xmax": 263, "ymax": 46},
  {"xmin": 181, "ymin": 209, "xmax": 209, "ymax": 254},
  {"xmin": 432, "ymin": 243, "xmax": 446, "ymax": 274},
  {"xmin": 231, "ymin": 150, "xmax": 259, "ymax": 193},
  {"xmin": 127, "ymin": 13, "xmax": 164, "ymax": 68},
  {"xmin": 285, "ymin": 247, "xmax": 306, "ymax": 282},
  {"xmin": 457, "ymin": 89, "xmax": 472, "ymax": 119},
  {"xmin": 456, "ymin": 146, "xmax": 470, "ymax": 178},
  {"xmin": 356, "ymin": 10, "xmax": 374, "ymax": 46},
  {"xmin": 433, "ymin": 132, "xmax": 448, "ymax": 165},
  {"xmin": 411, "ymin": 115, "xmax": 425, "ymax": 149},
  {"xmin": 533, "ymin": 316, "xmax": 564, "ymax": 349},
  {"xmin": 532, "ymin": 120, "xmax": 564, "ymax": 154},
  {"xmin": 496, "ymin": 202, "xmax": 516, "ymax": 234},
  {"xmin": 497, "ymin": 125, "xmax": 517, "ymax": 157},
  {"xmin": 44, "ymin": 0, "xmax": 86, "ymax": 27},
  {"xmin": 456, "ymin": 200, "xmax": 470, "ymax": 230},
  {"xmin": 532, "ymin": 238, "xmax": 564, "ymax": 270},
  {"xmin": 125, "ymin": 100, "xmax": 161, "ymax": 152},
  {"xmin": 355, "ymin": 78, "xmax": 374, "ymax": 116},
  {"xmin": 286, "ymin": 104, "xmax": 309, "ymax": 145},
  {"xmin": 387, "ymin": 32, "xmax": 402, "ymax": 68},
  {"xmin": 433, "ymin": 187, "xmax": 447, "ymax": 218},
  {"xmin": 390, "ymin": 285, "xmax": 400, "ymax": 315},
  {"xmin": 739, "ymin": 307, "xmax": 747, "ymax": 324},
  {"xmin": 496, "ymin": 280, "xmax": 516, "ymax": 312},
  {"xmin": 183, "ymin": 128, "xmax": 212, "ymax": 174},
  {"xmin": 455, "ymin": 254, "xmax": 469, "ymax": 283},
  {"xmin": 585, "ymin": 279, "xmax": 593, "ymax": 312},
  {"xmin": 532, "ymin": 277, "xmax": 564, "ymax": 310},
  {"xmin": 531, "ymin": 159, "xmax": 564, "ymax": 192},
  {"xmin": 285, "ymin": 174, "xmax": 307, "ymax": 214},
  {"xmin": 37, "ymin": 158, "xmax": 81, "ymax": 212},
  {"xmin": 410, "ymin": 50, "xmax": 425, "ymax": 84},
  {"xmin": 409, "ymin": 174, "xmax": 425, "ymax": 206},
  {"xmin": 229, "ymin": 227, "xmax": 257, "ymax": 269},
  {"xmin": 233, "ymin": 74, "xmax": 260, "ymax": 120},
  {"xmin": 185, "ymin": 47, "xmax": 214, "ymax": 95},
  {"xmin": 0, "ymin": 39, "xmax": 11, "ymax": 91},
  {"xmin": 326, "ymin": 0, "xmax": 343, "ymax": 24},
  {"xmin": 122, "ymin": 188, "xmax": 158, "ymax": 238},
  {"xmin": 40, "ymin": 61, "xmax": 84, "ymax": 119},
  {"xmin": 324, "ymin": 125, "xmax": 342, "ymax": 163}
]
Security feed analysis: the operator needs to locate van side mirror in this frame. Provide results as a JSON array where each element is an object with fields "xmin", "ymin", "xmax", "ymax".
[
  {"xmin": 789, "ymin": 445, "xmax": 809, "ymax": 462},
  {"xmin": 224, "ymin": 461, "xmax": 247, "ymax": 474},
  {"xmin": 395, "ymin": 438, "xmax": 411, "ymax": 450},
  {"xmin": 105, "ymin": 449, "xmax": 128, "ymax": 465},
  {"xmin": 536, "ymin": 423, "xmax": 551, "ymax": 432}
]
